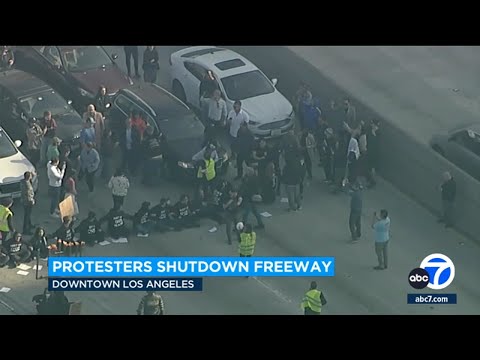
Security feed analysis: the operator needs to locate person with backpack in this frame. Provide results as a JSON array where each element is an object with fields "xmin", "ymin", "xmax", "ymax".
[{"xmin": 137, "ymin": 291, "xmax": 164, "ymax": 315}]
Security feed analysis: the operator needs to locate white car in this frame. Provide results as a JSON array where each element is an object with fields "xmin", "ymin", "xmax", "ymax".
[
  {"xmin": 169, "ymin": 46, "xmax": 295, "ymax": 138},
  {"xmin": 0, "ymin": 127, "xmax": 38, "ymax": 199}
]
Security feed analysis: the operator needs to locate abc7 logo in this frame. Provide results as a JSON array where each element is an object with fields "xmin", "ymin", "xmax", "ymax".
[{"xmin": 408, "ymin": 253, "xmax": 455, "ymax": 290}]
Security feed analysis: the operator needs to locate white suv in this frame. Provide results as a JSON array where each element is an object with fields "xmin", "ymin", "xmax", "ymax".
[
  {"xmin": 0, "ymin": 127, "xmax": 37, "ymax": 199},
  {"xmin": 169, "ymin": 46, "xmax": 294, "ymax": 138}
]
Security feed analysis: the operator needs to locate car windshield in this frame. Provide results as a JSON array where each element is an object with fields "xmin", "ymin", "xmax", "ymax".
[
  {"xmin": 221, "ymin": 70, "xmax": 275, "ymax": 101},
  {"xmin": 0, "ymin": 129, "xmax": 18, "ymax": 159},
  {"xmin": 19, "ymin": 90, "xmax": 74, "ymax": 119},
  {"xmin": 158, "ymin": 113, "xmax": 204, "ymax": 141},
  {"xmin": 60, "ymin": 46, "xmax": 113, "ymax": 72}
]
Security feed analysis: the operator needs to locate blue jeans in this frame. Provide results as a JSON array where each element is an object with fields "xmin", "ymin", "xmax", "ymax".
[
  {"xmin": 136, "ymin": 221, "xmax": 153, "ymax": 235},
  {"xmin": 48, "ymin": 186, "xmax": 61, "ymax": 214},
  {"xmin": 242, "ymin": 201, "xmax": 264, "ymax": 226}
]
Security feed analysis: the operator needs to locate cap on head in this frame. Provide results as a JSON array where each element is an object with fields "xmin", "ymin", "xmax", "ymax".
[{"xmin": 310, "ymin": 281, "xmax": 317, "ymax": 289}]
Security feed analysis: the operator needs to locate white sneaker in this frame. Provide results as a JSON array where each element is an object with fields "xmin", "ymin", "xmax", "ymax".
[
  {"xmin": 111, "ymin": 238, "xmax": 120, "ymax": 243},
  {"xmin": 137, "ymin": 233, "xmax": 149, "ymax": 238},
  {"xmin": 119, "ymin": 237, "xmax": 128, "ymax": 242}
]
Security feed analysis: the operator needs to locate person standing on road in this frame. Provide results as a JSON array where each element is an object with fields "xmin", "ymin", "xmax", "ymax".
[
  {"xmin": 222, "ymin": 188, "xmax": 243, "ymax": 244},
  {"xmin": 321, "ymin": 128, "xmax": 338, "ymax": 184},
  {"xmin": 64, "ymin": 168, "xmax": 79, "ymax": 218},
  {"xmin": 83, "ymin": 104, "xmax": 105, "ymax": 152},
  {"xmin": 124, "ymin": 46, "xmax": 140, "ymax": 79},
  {"xmin": 239, "ymin": 223, "xmax": 256, "ymax": 258},
  {"xmin": 365, "ymin": 119, "xmax": 380, "ymax": 188},
  {"xmin": 0, "ymin": 46, "xmax": 14, "ymax": 69},
  {"xmin": 240, "ymin": 169, "xmax": 265, "ymax": 230},
  {"xmin": 39, "ymin": 111, "xmax": 57, "ymax": 166},
  {"xmin": 228, "ymin": 100, "xmax": 249, "ymax": 145},
  {"xmin": 142, "ymin": 46, "xmax": 159, "ymax": 83},
  {"xmin": 20, "ymin": 171, "xmax": 35, "ymax": 235},
  {"xmin": 108, "ymin": 169, "xmax": 130, "ymax": 209},
  {"xmin": 199, "ymin": 70, "xmax": 219, "ymax": 122},
  {"xmin": 47, "ymin": 158, "xmax": 66, "ymax": 218},
  {"xmin": 79, "ymin": 117, "xmax": 96, "ymax": 148},
  {"xmin": 438, "ymin": 171, "xmax": 456, "ymax": 228},
  {"xmin": 137, "ymin": 291, "xmax": 164, "ymax": 315},
  {"xmin": 46, "ymin": 136, "xmax": 61, "ymax": 163},
  {"xmin": 207, "ymin": 89, "xmax": 227, "ymax": 132},
  {"xmin": 282, "ymin": 158, "xmax": 303, "ymax": 212},
  {"xmin": 26, "ymin": 118, "xmax": 43, "ymax": 168},
  {"xmin": 235, "ymin": 122, "xmax": 255, "ymax": 180},
  {"xmin": 0, "ymin": 197, "xmax": 15, "ymax": 245},
  {"xmin": 300, "ymin": 128, "xmax": 316, "ymax": 180},
  {"xmin": 344, "ymin": 128, "xmax": 360, "ymax": 186},
  {"xmin": 372, "ymin": 209, "xmax": 390, "ymax": 270},
  {"xmin": 94, "ymin": 86, "xmax": 109, "ymax": 115},
  {"xmin": 348, "ymin": 182, "xmax": 363, "ymax": 243},
  {"xmin": 301, "ymin": 281, "xmax": 327, "ymax": 315},
  {"xmin": 79, "ymin": 142, "xmax": 100, "ymax": 194}
]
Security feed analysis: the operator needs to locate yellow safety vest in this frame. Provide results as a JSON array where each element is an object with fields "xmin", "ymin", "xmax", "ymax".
[
  {"xmin": 239, "ymin": 232, "xmax": 256, "ymax": 256},
  {"xmin": 301, "ymin": 289, "xmax": 322, "ymax": 313},
  {"xmin": 0, "ymin": 205, "xmax": 13, "ymax": 232},
  {"xmin": 197, "ymin": 159, "xmax": 216, "ymax": 181}
]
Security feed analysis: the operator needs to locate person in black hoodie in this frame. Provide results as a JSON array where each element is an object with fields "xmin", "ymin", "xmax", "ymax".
[
  {"xmin": 142, "ymin": 127, "xmax": 166, "ymax": 185},
  {"xmin": 75, "ymin": 211, "xmax": 104, "ymax": 247},
  {"xmin": 5, "ymin": 232, "xmax": 31, "ymax": 267},
  {"xmin": 282, "ymin": 159, "xmax": 303, "ymax": 211},
  {"xmin": 53, "ymin": 216, "xmax": 82, "ymax": 256},
  {"xmin": 142, "ymin": 46, "xmax": 159, "ymax": 83},
  {"xmin": 149, "ymin": 198, "xmax": 175, "ymax": 233},
  {"xmin": 240, "ymin": 169, "xmax": 265, "ymax": 229},
  {"xmin": 298, "ymin": 157, "xmax": 307, "ymax": 200},
  {"xmin": 30, "ymin": 227, "xmax": 50, "ymax": 260},
  {"xmin": 134, "ymin": 202, "xmax": 153, "ymax": 237},
  {"xmin": 100, "ymin": 206, "xmax": 132, "ymax": 241},
  {"xmin": 94, "ymin": 86, "xmax": 109, "ymax": 115},
  {"xmin": 172, "ymin": 194, "xmax": 199, "ymax": 230}
]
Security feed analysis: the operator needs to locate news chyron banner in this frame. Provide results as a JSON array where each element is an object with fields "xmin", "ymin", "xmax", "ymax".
[{"xmin": 48, "ymin": 257, "xmax": 335, "ymax": 291}]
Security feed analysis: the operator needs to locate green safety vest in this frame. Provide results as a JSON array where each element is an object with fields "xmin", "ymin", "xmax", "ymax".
[
  {"xmin": 0, "ymin": 205, "xmax": 12, "ymax": 232},
  {"xmin": 301, "ymin": 289, "xmax": 322, "ymax": 313},
  {"xmin": 239, "ymin": 232, "xmax": 256, "ymax": 256},
  {"xmin": 197, "ymin": 159, "xmax": 216, "ymax": 181}
]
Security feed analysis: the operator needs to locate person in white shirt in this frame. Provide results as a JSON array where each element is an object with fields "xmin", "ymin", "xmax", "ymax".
[
  {"xmin": 228, "ymin": 100, "xmax": 250, "ymax": 140},
  {"xmin": 108, "ymin": 169, "xmax": 130, "ymax": 209},
  {"xmin": 207, "ymin": 90, "xmax": 227, "ymax": 129},
  {"xmin": 343, "ymin": 128, "xmax": 360, "ymax": 186},
  {"xmin": 47, "ymin": 158, "xmax": 66, "ymax": 217}
]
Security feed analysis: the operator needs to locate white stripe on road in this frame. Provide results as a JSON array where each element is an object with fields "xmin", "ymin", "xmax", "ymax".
[{"xmin": 252, "ymin": 277, "xmax": 294, "ymax": 305}]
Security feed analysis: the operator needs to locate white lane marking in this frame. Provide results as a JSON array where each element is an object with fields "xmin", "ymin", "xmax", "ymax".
[{"xmin": 252, "ymin": 277, "xmax": 293, "ymax": 304}]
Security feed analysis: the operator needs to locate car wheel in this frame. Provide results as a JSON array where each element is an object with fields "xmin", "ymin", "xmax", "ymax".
[
  {"xmin": 432, "ymin": 145, "xmax": 445, "ymax": 157},
  {"xmin": 172, "ymin": 80, "xmax": 186, "ymax": 103}
]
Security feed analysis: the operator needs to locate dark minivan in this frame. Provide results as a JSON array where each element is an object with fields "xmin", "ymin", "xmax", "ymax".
[{"xmin": 107, "ymin": 83, "xmax": 206, "ymax": 178}]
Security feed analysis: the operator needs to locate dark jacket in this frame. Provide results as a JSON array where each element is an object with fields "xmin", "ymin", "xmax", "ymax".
[
  {"xmin": 134, "ymin": 207, "xmax": 150, "ymax": 226},
  {"xmin": 94, "ymin": 94, "xmax": 109, "ymax": 115},
  {"xmin": 150, "ymin": 204, "xmax": 173, "ymax": 221},
  {"xmin": 441, "ymin": 178, "xmax": 457, "ymax": 203},
  {"xmin": 282, "ymin": 161, "xmax": 302, "ymax": 186},
  {"xmin": 143, "ymin": 48, "xmax": 159, "ymax": 71},
  {"xmin": 75, "ymin": 218, "xmax": 102, "ymax": 241},
  {"xmin": 4, "ymin": 238, "xmax": 27, "ymax": 254},
  {"xmin": 349, "ymin": 188, "xmax": 363, "ymax": 213},
  {"xmin": 241, "ymin": 175, "xmax": 261, "ymax": 202},
  {"xmin": 100, "ymin": 209, "xmax": 132, "ymax": 231},
  {"xmin": 236, "ymin": 128, "xmax": 256, "ymax": 156},
  {"xmin": 53, "ymin": 224, "xmax": 75, "ymax": 243}
]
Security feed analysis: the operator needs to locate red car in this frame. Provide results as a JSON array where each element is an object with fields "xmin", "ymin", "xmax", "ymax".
[{"xmin": 14, "ymin": 45, "xmax": 131, "ymax": 110}]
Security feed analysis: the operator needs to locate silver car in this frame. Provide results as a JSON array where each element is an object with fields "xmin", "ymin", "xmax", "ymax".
[{"xmin": 430, "ymin": 123, "xmax": 480, "ymax": 181}]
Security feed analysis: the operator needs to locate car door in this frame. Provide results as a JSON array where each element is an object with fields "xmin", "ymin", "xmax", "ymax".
[
  {"xmin": 0, "ymin": 89, "xmax": 25, "ymax": 141},
  {"xmin": 33, "ymin": 46, "xmax": 78, "ymax": 103},
  {"xmin": 111, "ymin": 94, "xmax": 159, "ymax": 134},
  {"xmin": 446, "ymin": 130, "xmax": 480, "ymax": 180},
  {"xmin": 181, "ymin": 61, "xmax": 208, "ymax": 109}
]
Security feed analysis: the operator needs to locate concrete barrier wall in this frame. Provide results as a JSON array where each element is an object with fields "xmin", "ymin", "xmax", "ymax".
[{"xmin": 232, "ymin": 46, "xmax": 480, "ymax": 242}]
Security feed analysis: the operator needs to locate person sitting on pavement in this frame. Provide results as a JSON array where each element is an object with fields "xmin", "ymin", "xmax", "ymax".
[
  {"xmin": 52, "ymin": 216, "xmax": 83, "ymax": 257},
  {"xmin": 149, "ymin": 198, "xmax": 175, "ymax": 233},
  {"xmin": 75, "ymin": 211, "xmax": 104, "ymax": 247},
  {"xmin": 5, "ymin": 232, "xmax": 32, "ymax": 268},
  {"xmin": 133, "ymin": 202, "xmax": 154, "ymax": 238},
  {"xmin": 30, "ymin": 227, "xmax": 51, "ymax": 260},
  {"xmin": 172, "ymin": 194, "xmax": 200, "ymax": 231},
  {"xmin": 100, "ymin": 206, "xmax": 133, "ymax": 242}
]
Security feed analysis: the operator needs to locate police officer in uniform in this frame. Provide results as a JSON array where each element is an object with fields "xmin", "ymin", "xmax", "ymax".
[
  {"xmin": 301, "ymin": 281, "xmax": 327, "ymax": 315},
  {"xmin": 137, "ymin": 291, "xmax": 165, "ymax": 315}
]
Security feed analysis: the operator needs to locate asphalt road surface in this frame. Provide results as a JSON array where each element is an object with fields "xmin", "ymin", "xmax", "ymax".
[{"xmin": 1, "ymin": 46, "xmax": 479, "ymax": 315}]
